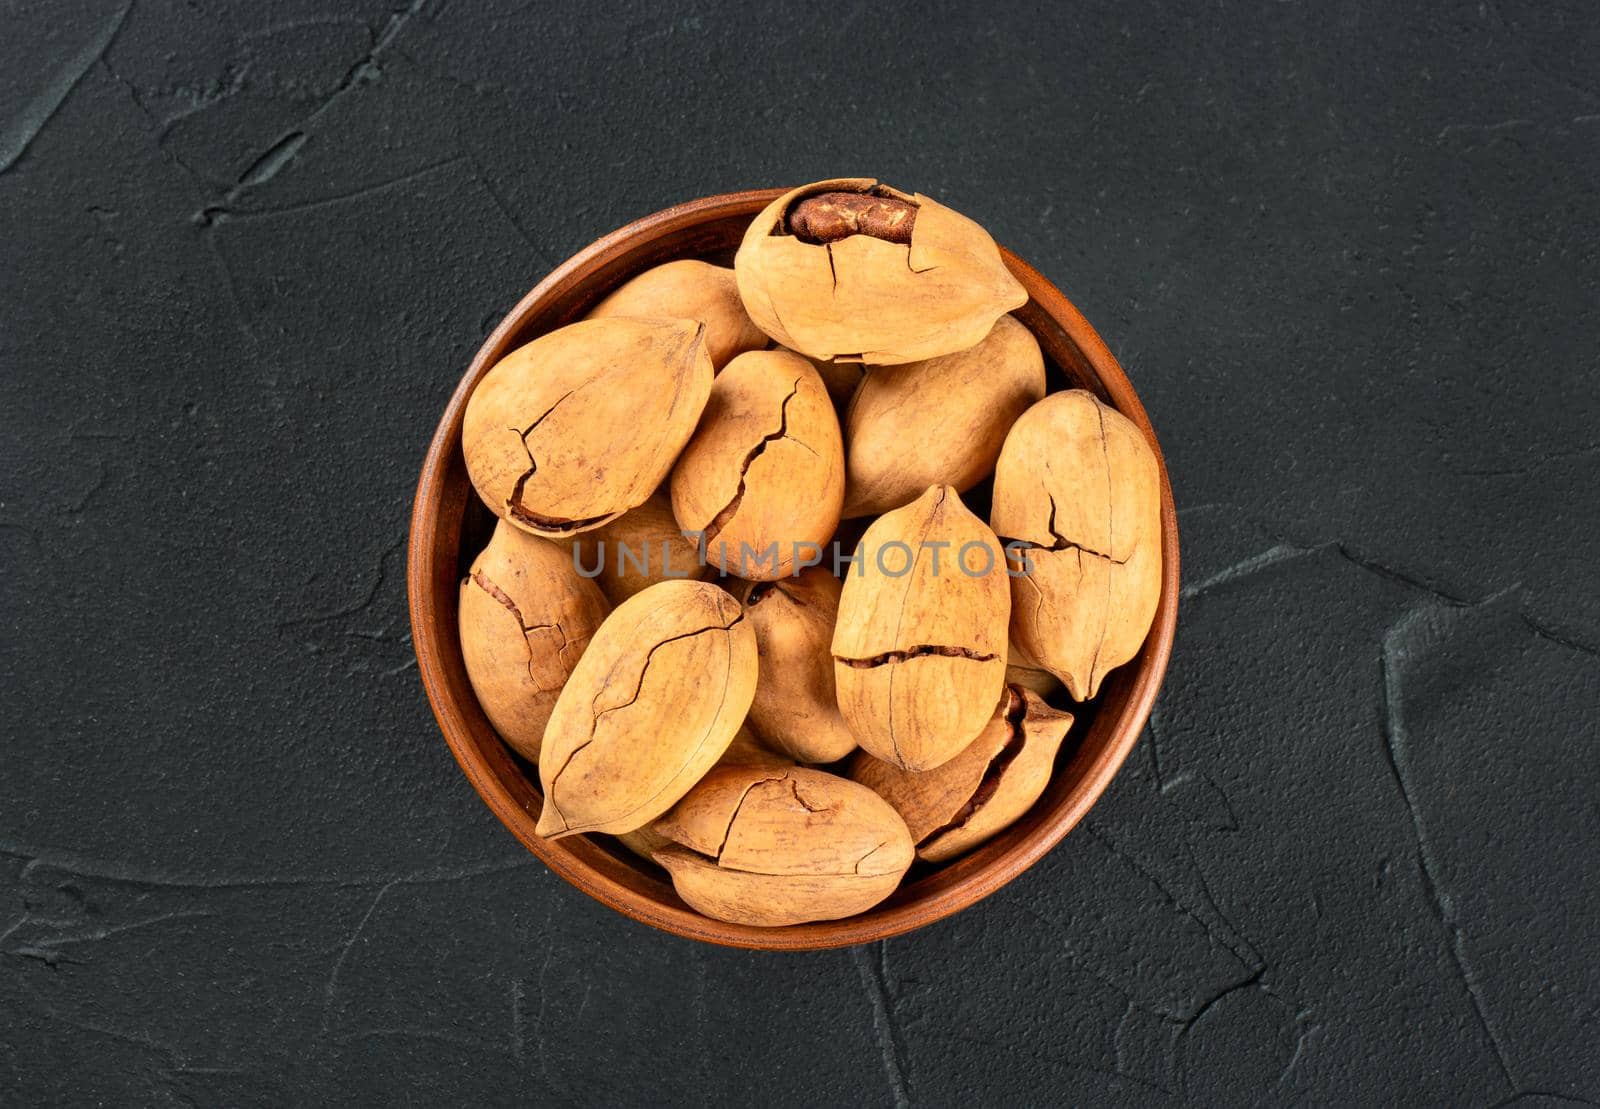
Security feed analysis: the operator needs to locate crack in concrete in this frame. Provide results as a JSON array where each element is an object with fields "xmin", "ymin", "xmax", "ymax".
[
  {"xmin": 320, "ymin": 879, "xmax": 398, "ymax": 1034},
  {"xmin": 1015, "ymin": 901, "xmax": 1177, "ymax": 1019},
  {"xmin": 851, "ymin": 941, "xmax": 911, "ymax": 1109},
  {"xmin": 0, "ymin": 840, "xmax": 532, "ymax": 891},
  {"xmin": 467, "ymin": 155, "xmax": 558, "ymax": 267},
  {"xmin": 277, "ymin": 534, "xmax": 405, "ymax": 630},
  {"xmin": 531, "ymin": 900, "xmax": 556, "ymax": 1084},
  {"xmin": 1176, "ymin": 965, "xmax": 1264, "ymax": 1040},
  {"xmin": 8, "ymin": 945, "xmax": 85, "ymax": 968},
  {"xmin": 509, "ymin": 978, "xmax": 527, "ymax": 1068},
  {"xmin": 1178, "ymin": 526, "xmax": 1599, "ymax": 658},
  {"xmin": 1173, "ymin": 967, "xmax": 1308, "ymax": 1099},
  {"xmin": 192, "ymin": 0, "xmax": 436, "ymax": 223},
  {"xmin": 1488, "ymin": 1094, "xmax": 1600, "ymax": 1109},
  {"xmin": 1173, "ymin": 507, "xmax": 1593, "ymax": 1097},
  {"xmin": 0, "ymin": 1, "xmax": 133, "ymax": 174},
  {"xmin": 37, "ymin": 1011, "xmax": 198, "ymax": 1070},
  {"xmin": 1084, "ymin": 822, "xmax": 1261, "ymax": 973},
  {"xmin": 1436, "ymin": 118, "xmax": 1535, "ymax": 141},
  {"xmin": 204, "ymin": 229, "xmax": 257, "ymax": 340},
  {"xmin": 1179, "ymin": 543, "xmax": 1308, "ymax": 602},
  {"xmin": 928, "ymin": 1025, "xmax": 1173, "ymax": 1096},
  {"xmin": 1180, "ymin": 838, "xmax": 1262, "ymax": 968},
  {"xmin": 202, "ymin": 156, "xmax": 466, "ymax": 225},
  {"xmin": 28, "ymin": 910, "xmax": 214, "ymax": 949},
  {"xmin": 1379, "ymin": 604, "xmax": 1521, "ymax": 1094},
  {"xmin": 336, "ymin": 1026, "xmax": 498, "ymax": 1052},
  {"xmin": 1454, "ymin": 440, "xmax": 1600, "ymax": 479},
  {"xmin": 1113, "ymin": 1000, "xmax": 1176, "ymax": 1093},
  {"xmin": 1522, "ymin": 616, "xmax": 1600, "ymax": 662},
  {"xmin": 236, "ymin": 131, "xmax": 307, "ymax": 188}
]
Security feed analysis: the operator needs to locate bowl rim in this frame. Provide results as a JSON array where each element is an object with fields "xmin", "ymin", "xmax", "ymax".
[{"xmin": 407, "ymin": 186, "xmax": 1180, "ymax": 950}]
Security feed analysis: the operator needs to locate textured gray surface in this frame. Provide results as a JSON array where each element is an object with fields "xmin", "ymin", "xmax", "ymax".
[{"xmin": 3, "ymin": 1, "xmax": 1598, "ymax": 1104}]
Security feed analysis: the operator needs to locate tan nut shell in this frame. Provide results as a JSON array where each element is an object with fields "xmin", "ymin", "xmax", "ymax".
[
  {"xmin": 735, "ymin": 178, "xmax": 1028, "ymax": 365},
  {"xmin": 782, "ymin": 347, "xmax": 865, "ymax": 413},
  {"xmin": 832, "ymin": 485, "xmax": 1011, "ymax": 772},
  {"xmin": 653, "ymin": 765, "xmax": 913, "ymax": 927},
  {"xmin": 586, "ymin": 260, "xmax": 767, "ymax": 370},
  {"xmin": 566, "ymin": 493, "xmax": 709, "ymax": 605},
  {"xmin": 457, "ymin": 522, "xmax": 611, "ymax": 762},
  {"xmin": 670, "ymin": 350, "xmax": 844, "ymax": 582},
  {"xmin": 740, "ymin": 568, "xmax": 857, "ymax": 764},
  {"xmin": 850, "ymin": 686, "xmax": 1072, "ymax": 863},
  {"xmin": 535, "ymin": 580, "xmax": 756, "ymax": 837},
  {"xmin": 463, "ymin": 317, "xmax": 712, "ymax": 537},
  {"xmin": 615, "ymin": 725, "xmax": 787, "ymax": 860},
  {"xmin": 991, "ymin": 390, "xmax": 1162, "ymax": 701},
  {"xmin": 1003, "ymin": 637, "xmax": 1062, "ymax": 698},
  {"xmin": 842, "ymin": 314, "xmax": 1046, "ymax": 518}
]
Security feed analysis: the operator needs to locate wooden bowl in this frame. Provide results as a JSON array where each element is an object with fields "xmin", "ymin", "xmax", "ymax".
[{"xmin": 408, "ymin": 187, "xmax": 1179, "ymax": 950}]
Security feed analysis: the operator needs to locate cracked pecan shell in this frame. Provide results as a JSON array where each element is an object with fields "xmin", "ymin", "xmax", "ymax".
[
  {"xmin": 832, "ymin": 484, "xmax": 1011, "ymax": 771},
  {"xmin": 463, "ymin": 317, "xmax": 712, "ymax": 538},
  {"xmin": 585, "ymin": 260, "xmax": 767, "ymax": 371},
  {"xmin": 781, "ymin": 346, "xmax": 866, "ymax": 413},
  {"xmin": 614, "ymin": 724, "xmax": 788, "ymax": 861},
  {"xmin": 850, "ymin": 685, "xmax": 1072, "ymax": 863},
  {"xmin": 652, "ymin": 765, "xmax": 913, "ymax": 927},
  {"xmin": 534, "ymin": 579, "xmax": 756, "ymax": 838},
  {"xmin": 842, "ymin": 313, "xmax": 1045, "ymax": 518},
  {"xmin": 670, "ymin": 349, "xmax": 844, "ymax": 582},
  {"xmin": 734, "ymin": 177, "xmax": 1027, "ymax": 365},
  {"xmin": 458, "ymin": 521, "xmax": 611, "ymax": 763},
  {"xmin": 563, "ymin": 492, "xmax": 710, "ymax": 606},
  {"xmin": 991, "ymin": 390, "xmax": 1162, "ymax": 701}
]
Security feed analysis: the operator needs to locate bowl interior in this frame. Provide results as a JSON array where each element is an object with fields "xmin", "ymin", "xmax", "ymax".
[{"xmin": 409, "ymin": 189, "xmax": 1179, "ymax": 950}]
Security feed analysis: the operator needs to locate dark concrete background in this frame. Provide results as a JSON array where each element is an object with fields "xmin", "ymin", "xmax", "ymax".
[{"xmin": 3, "ymin": 0, "xmax": 1597, "ymax": 1104}]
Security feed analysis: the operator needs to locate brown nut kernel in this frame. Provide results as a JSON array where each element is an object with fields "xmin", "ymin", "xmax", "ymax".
[
  {"xmin": 842, "ymin": 314, "xmax": 1046, "ymax": 518},
  {"xmin": 653, "ymin": 765, "xmax": 914, "ymax": 927},
  {"xmin": 832, "ymin": 484, "xmax": 1011, "ymax": 771},
  {"xmin": 788, "ymin": 191, "xmax": 917, "ymax": 245},
  {"xmin": 991, "ymin": 390, "xmax": 1163, "ymax": 701},
  {"xmin": 458, "ymin": 521, "xmax": 610, "ymax": 763},
  {"xmin": 535, "ymin": 579, "xmax": 756, "ymax": 838},
  {"xmin": 463, "ymin": 317, "xmax": 712, "ymax": 537},
  {"xmin": 735, "ymin": 177, "xmax": 1027, "ymax": 365},
  {"xmin": 585, "ymin": 260, "xmax": 767, "ymax": 370},
  {"xmin": 739, "ymin": 567, "xmax": 857, "ymax": 764},
  {"xmin": 849, "ymin": 686, "xmax": 1072, "ymax": 863}
]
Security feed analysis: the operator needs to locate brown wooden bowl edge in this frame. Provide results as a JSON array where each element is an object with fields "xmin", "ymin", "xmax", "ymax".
[{"xmin": 406, "ymin": 187, "xmax": 1180, "ymax": 951}]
